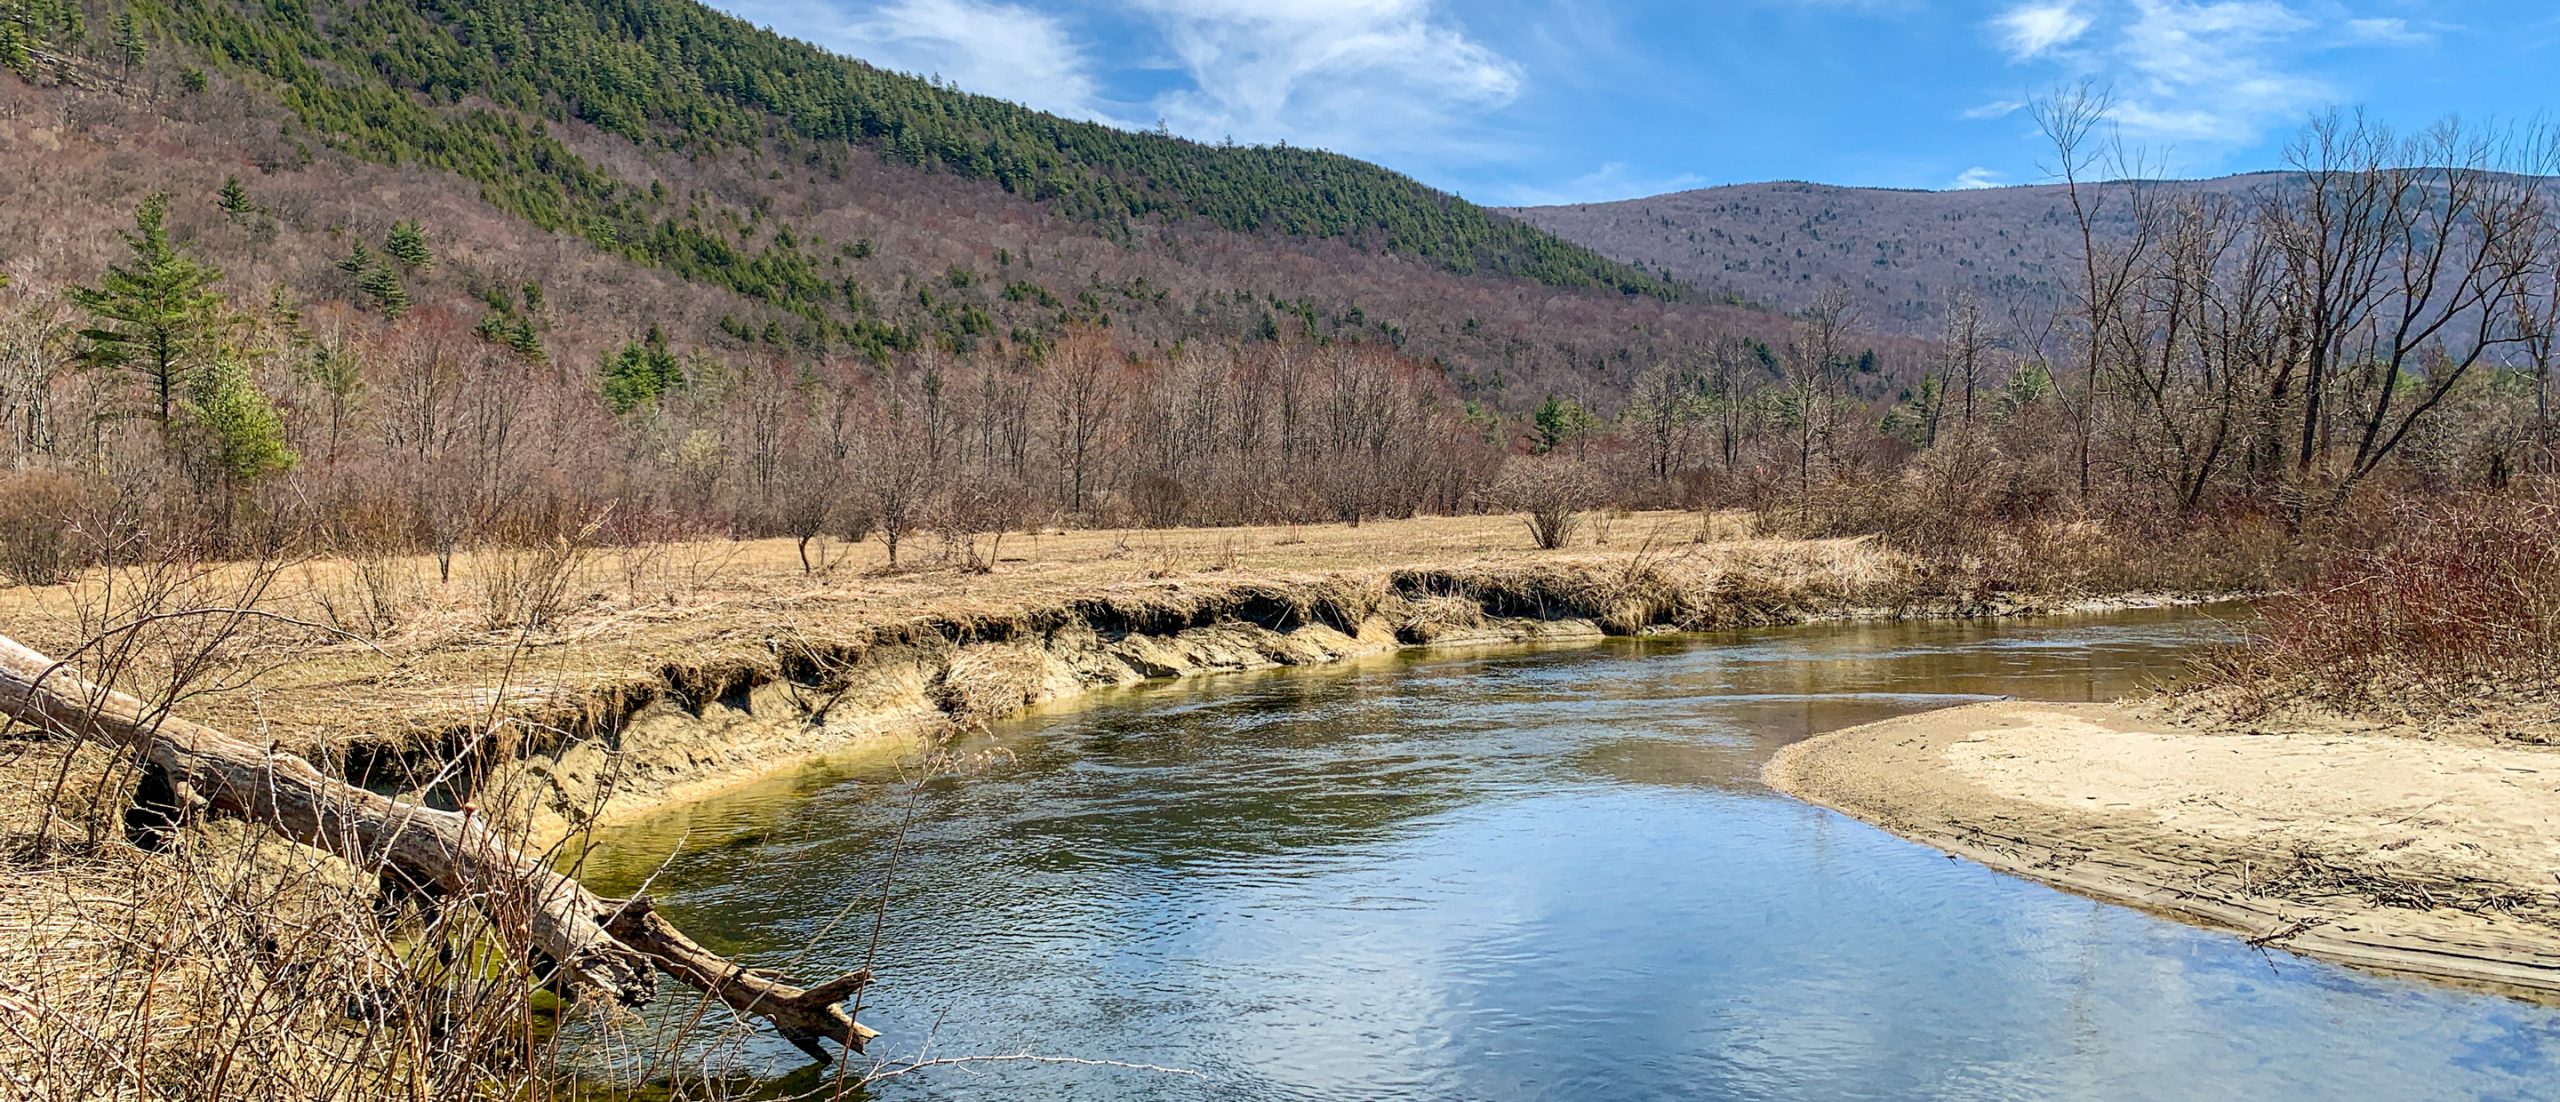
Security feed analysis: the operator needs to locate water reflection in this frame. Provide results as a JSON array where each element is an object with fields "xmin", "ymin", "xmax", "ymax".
[{"xmin": 587, "ymin": 605, "xmax": 2560, "ymax": 1101}]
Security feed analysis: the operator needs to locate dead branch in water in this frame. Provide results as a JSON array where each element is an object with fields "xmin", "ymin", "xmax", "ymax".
[{"xmin": 0, "ymin": 630, "xmax": 879, "ymax": 1061}]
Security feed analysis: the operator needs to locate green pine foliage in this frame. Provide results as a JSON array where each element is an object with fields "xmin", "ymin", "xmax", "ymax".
[
  {"xmin": 599, "ymin": 325, "xmax": 682, "ymax": 412},
  {"xmin": 0, "ymin": 22, "xmax": 29, "ymax": 79},
  {"xmin": 112, "ymin": 9, "xmax": 145, "ymax": 69},
  {"xmin": 219, "ymin": 174, "xmax": 254, "ymax": 219},
  {"xmin": 385, "ymin": 220, "xmax": 430, "ymax": 268},
  {"xmin": 355, "ymin": 260, "xmax": 409, "ymax": 318},
  {"xmin": 2, "ymin": 0, "xmax": 86, "ymax": 78},
  {"xmin": 139, "ymin": 0, "xmax": 1678, "ymax": 327},
  {"xmin": 186, "ymin": 356, "xmax": 297, "ymax": 483},
  {"xmin": 70, "ymin": 194, "xmax": 229, "ymax": 424},
  {"xmin": 474, "ymin": 286, "xmax": 546, "ymax": 360}
]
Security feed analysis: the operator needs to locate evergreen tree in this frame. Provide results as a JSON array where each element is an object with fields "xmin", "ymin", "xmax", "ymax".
[
  {"xmin": 600, "ymin": 326, "xmax": 683, "ymax": 413},
  {"xmin": 112, "ymin": 10, "xmax": 145, "ymax": 74},
  {"xmin": 0, "ymin": 22, "xmax": 29, "ymax": 80},
  {"xmin": 70, "ymin": 195, "xmax": 228, "ymax": 426},
  {"xmin": 337, "ymin": 240, "xmax": 375, "ymax": 277},
  {"xmin": 179, "ymin": 66, "xmax": 204, "ymax": 93},
  {"xmin": 357, "ymin": 262, "xmax": 411, "ymax": 319},
  {"xmin": 218, "ymin": 175, "xmax": 253, "ymax": 220},
  {"xmin": 385, "ymin": 221, "xmax": 431, "ymax": 269},
  {"xmin": 1532, "ymin": 395, "xmax": 1597, "ymax": 455},
  {"xmin": 186, "ymin": 357, "xmax": 296, "ymax": 484}
]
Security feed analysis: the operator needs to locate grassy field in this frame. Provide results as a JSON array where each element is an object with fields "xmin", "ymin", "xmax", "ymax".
[{"xmin": 0, "ymin": 510, "xmax": 1904, "ymax": 755}]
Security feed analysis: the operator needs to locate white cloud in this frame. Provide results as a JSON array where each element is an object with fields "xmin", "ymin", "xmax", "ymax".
[
  {"xmin": 2344, "ymin": 16, "xmax": 2429, "ymax": 46},
  {"xmin": 1993, "ymin": 1, "xmax": 2094, "ymax": 59},
  {"xmin": 1948, "ymin": 166, "xmax": 2004, "ymax": 189},
  {"xmin": 1961, "ymin": 98, "xmax": 2027, "ymax": 120},
  {"xmin": 1983, "ymin": 1, "xmax": 2433, "ymax": 153},
  {"xmin": 1128, "ymin": 0, "xmax": 1525, "ymax": 162},
  {"xmin": 1492, "ymin": 162, "xmax": 1710, "ymax": 207},
  {"xmin": 743, "ymin": 0, "xmax": 1122, "ymax": 124}
]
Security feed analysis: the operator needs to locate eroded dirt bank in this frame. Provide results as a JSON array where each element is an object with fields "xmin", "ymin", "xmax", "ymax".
[
  {"xmin": 1767, "ymin": 701, "xmax": 2560, "ymax": 995},
  {"xmin": 480, "ymin": 556, "xmax": 2173, "ymax": 842}
]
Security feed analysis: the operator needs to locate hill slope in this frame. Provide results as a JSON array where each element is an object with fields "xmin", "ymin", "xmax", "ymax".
[
  {"xmin": 1505, "ymin": 176, "xmax": 2285, "ymax": 335},
  {"xmin": 2, "ymin": 0, "xmax": 1788, "ymax": 410}
]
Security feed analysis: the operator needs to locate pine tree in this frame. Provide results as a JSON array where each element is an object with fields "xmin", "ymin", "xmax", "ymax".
[
  {"xmin": 70, "ymin": 195, "xmax": 228, "ymax": 426},
  {"xmin": 385, "ymin": 221, "xmax": 431, "ymax": 269},
  {"xmin": 0, "ymin": 22, "xmax": 30, "ymax": 81},
  {"xmin": 186, "ymin": 357, "xmax": 296, "ymax": 484},
  {"xmin": 357, "ymin": 263, "xmax": 410, "ymax": 319},
  {"xmin": 112, "ymin": 11, "xmax": 145, "ymax": 75},
  {"xmin": 600, "ymin": 326, "xmax": 683, "ymax": 413},
  {"xmin": 337, "ymin": 240, "xmax": 375, "ymax": 277},
  {"xmin": 219, "ymin": 175, "xmax": 254, "ymax": 221}
]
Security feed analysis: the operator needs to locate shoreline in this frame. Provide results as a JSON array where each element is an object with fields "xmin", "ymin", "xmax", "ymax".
[
  {"xmin": 1766, "ymin": 701, "xmax": 2560, "ymax": 999},
  {"xmin": 521, "ymin": 576, "xmax": 2236, "ymax": 842}
]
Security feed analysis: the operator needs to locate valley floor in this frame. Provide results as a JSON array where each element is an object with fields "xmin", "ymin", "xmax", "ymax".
[{"xmin": 1767, "ymin": 701, "xmax": 2560, "ymax": 997}]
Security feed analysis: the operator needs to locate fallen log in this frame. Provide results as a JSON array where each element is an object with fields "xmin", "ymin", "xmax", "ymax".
[{"xmin": 0, "ymin": 632, "xmax": 877, "ymax": 1058}]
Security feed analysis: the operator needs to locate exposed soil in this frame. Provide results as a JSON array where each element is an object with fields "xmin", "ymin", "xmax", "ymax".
[{"xmin": 1767, "ymin": 701, "xmax": 2560, "ymax": 997}]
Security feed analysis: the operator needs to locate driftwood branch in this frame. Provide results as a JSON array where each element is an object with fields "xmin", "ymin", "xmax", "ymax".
[{"xmin": 0, "ymin": 632, "xmax": 876, "ymax": 1058}]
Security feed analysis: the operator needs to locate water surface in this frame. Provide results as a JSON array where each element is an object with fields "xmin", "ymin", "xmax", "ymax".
[{"xmin": 588, "ymin": 607, "xmax": 2560, "ymax": 1101}]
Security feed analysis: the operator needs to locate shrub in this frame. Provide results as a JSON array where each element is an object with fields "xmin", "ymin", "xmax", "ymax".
[
  {"xmin": 0, "ymin": 470, "xmax": 88, "ymax": 586},
  {"xmin": 2199, "ymin": 492, "xmax": 2560, "ymax": 719},
  {"xmin": 1497, "ymin": 459, "xmax": 1596, "ymax": 550}
]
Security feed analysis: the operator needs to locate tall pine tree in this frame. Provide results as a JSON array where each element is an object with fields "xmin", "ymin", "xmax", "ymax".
[{"xmin": 71, "ymin": 195, "xmax": 228, "ymax": 427}]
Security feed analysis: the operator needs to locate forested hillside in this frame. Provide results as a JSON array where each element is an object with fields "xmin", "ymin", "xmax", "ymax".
[
  {"xmin": 1507, "ymin": 176, "xmax": 2283, "ymax": 334},
  {"xmin": 0, "ymin": 0, "xmax": 1809, "ymax": 412},
  {"xmin": 133, "ymin": 0, "xmax": 1673, "ymax": 310}
]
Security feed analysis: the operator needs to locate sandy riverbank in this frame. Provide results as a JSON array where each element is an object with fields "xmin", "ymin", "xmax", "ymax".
[{"xmin": 1767, "ymin": 701, "xmax": 2560, "ymax": 996}]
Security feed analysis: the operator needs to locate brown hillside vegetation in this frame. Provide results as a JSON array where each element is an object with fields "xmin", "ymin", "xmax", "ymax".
[
  {"xmin": 0, "ymin": 25, "xmax": 1823, "ymax": 415},
  {"xmin": 1505, "ymin": 174, "xmax": 2282, "ymax": 334}
]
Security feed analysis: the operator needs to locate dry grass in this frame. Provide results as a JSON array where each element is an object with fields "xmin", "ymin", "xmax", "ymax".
[{"xmin": 0, "ymin": 512, "xmax": 1895, "ymax": 756}]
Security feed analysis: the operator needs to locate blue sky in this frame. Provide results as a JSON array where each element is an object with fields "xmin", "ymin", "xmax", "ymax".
[{"xmin": 704, "ymin": 0, "xmax": 2560, "ymax": 205}]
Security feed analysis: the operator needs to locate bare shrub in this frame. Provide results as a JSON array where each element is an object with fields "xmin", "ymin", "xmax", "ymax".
[
  {"xmin": 2197, "ymin": 493, "xmax": 2560, "ymax": 720},
  {"xmin": 939, "ymin": 473, "xmax": 1034, "ymax": 574},
  {"xmin": 0, "ymin": 470, "xmax": 87, "ymax": 586},
  {"xmin": 477, "ymin": 517, "xmax": 599, "ymax": 632},
  {"xmin": 1496, "ymin": 460, "xmax": 1596, "ymax": 550}
]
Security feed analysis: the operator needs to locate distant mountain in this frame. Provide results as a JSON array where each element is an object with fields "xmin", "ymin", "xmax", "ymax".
[{"xmin": 1504, "ymin": 175, "xmax": 2288, "ymax": 336}]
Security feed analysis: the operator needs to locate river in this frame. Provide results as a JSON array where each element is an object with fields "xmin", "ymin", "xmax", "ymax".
[{"xmin": 580, "ymin": 606, "xmax": 2560, "ymax": 1101}]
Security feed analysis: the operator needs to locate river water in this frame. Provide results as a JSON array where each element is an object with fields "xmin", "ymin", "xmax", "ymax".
[{"xmin": 584, "ymin": 607, "xmax": 2560, "ymax": 1100}]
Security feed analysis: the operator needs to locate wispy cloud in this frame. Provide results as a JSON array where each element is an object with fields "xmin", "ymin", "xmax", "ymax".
[
  {"xmin": 1994, "ymin": 1, "xmax": 2094, "ymax": 59},
  {"xmin": 1131, "ymin": 0, "xmax": 1525, "ymax": 163},
  {"xmin": 737, "ymin": 0, "xmax": 1124, "ymax": 124},
  {"xmin": 1961, "ymin": 98, "xmax": 2027, "ymax": 120},
  {"xmin": 1492, "ymin": 161, "xmax": 1710, "ymax": 207},
  {"xmin": 2343, "ymin": 16, "xmax": 2430, "ymax": 46},
  {"xmin": 1948, "ymin": 166, "xmax": 2005, "ymax": 189},
  {"xmin": 1984, "ymin": 0, "xmax": 2433, "ymax": 154}
]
